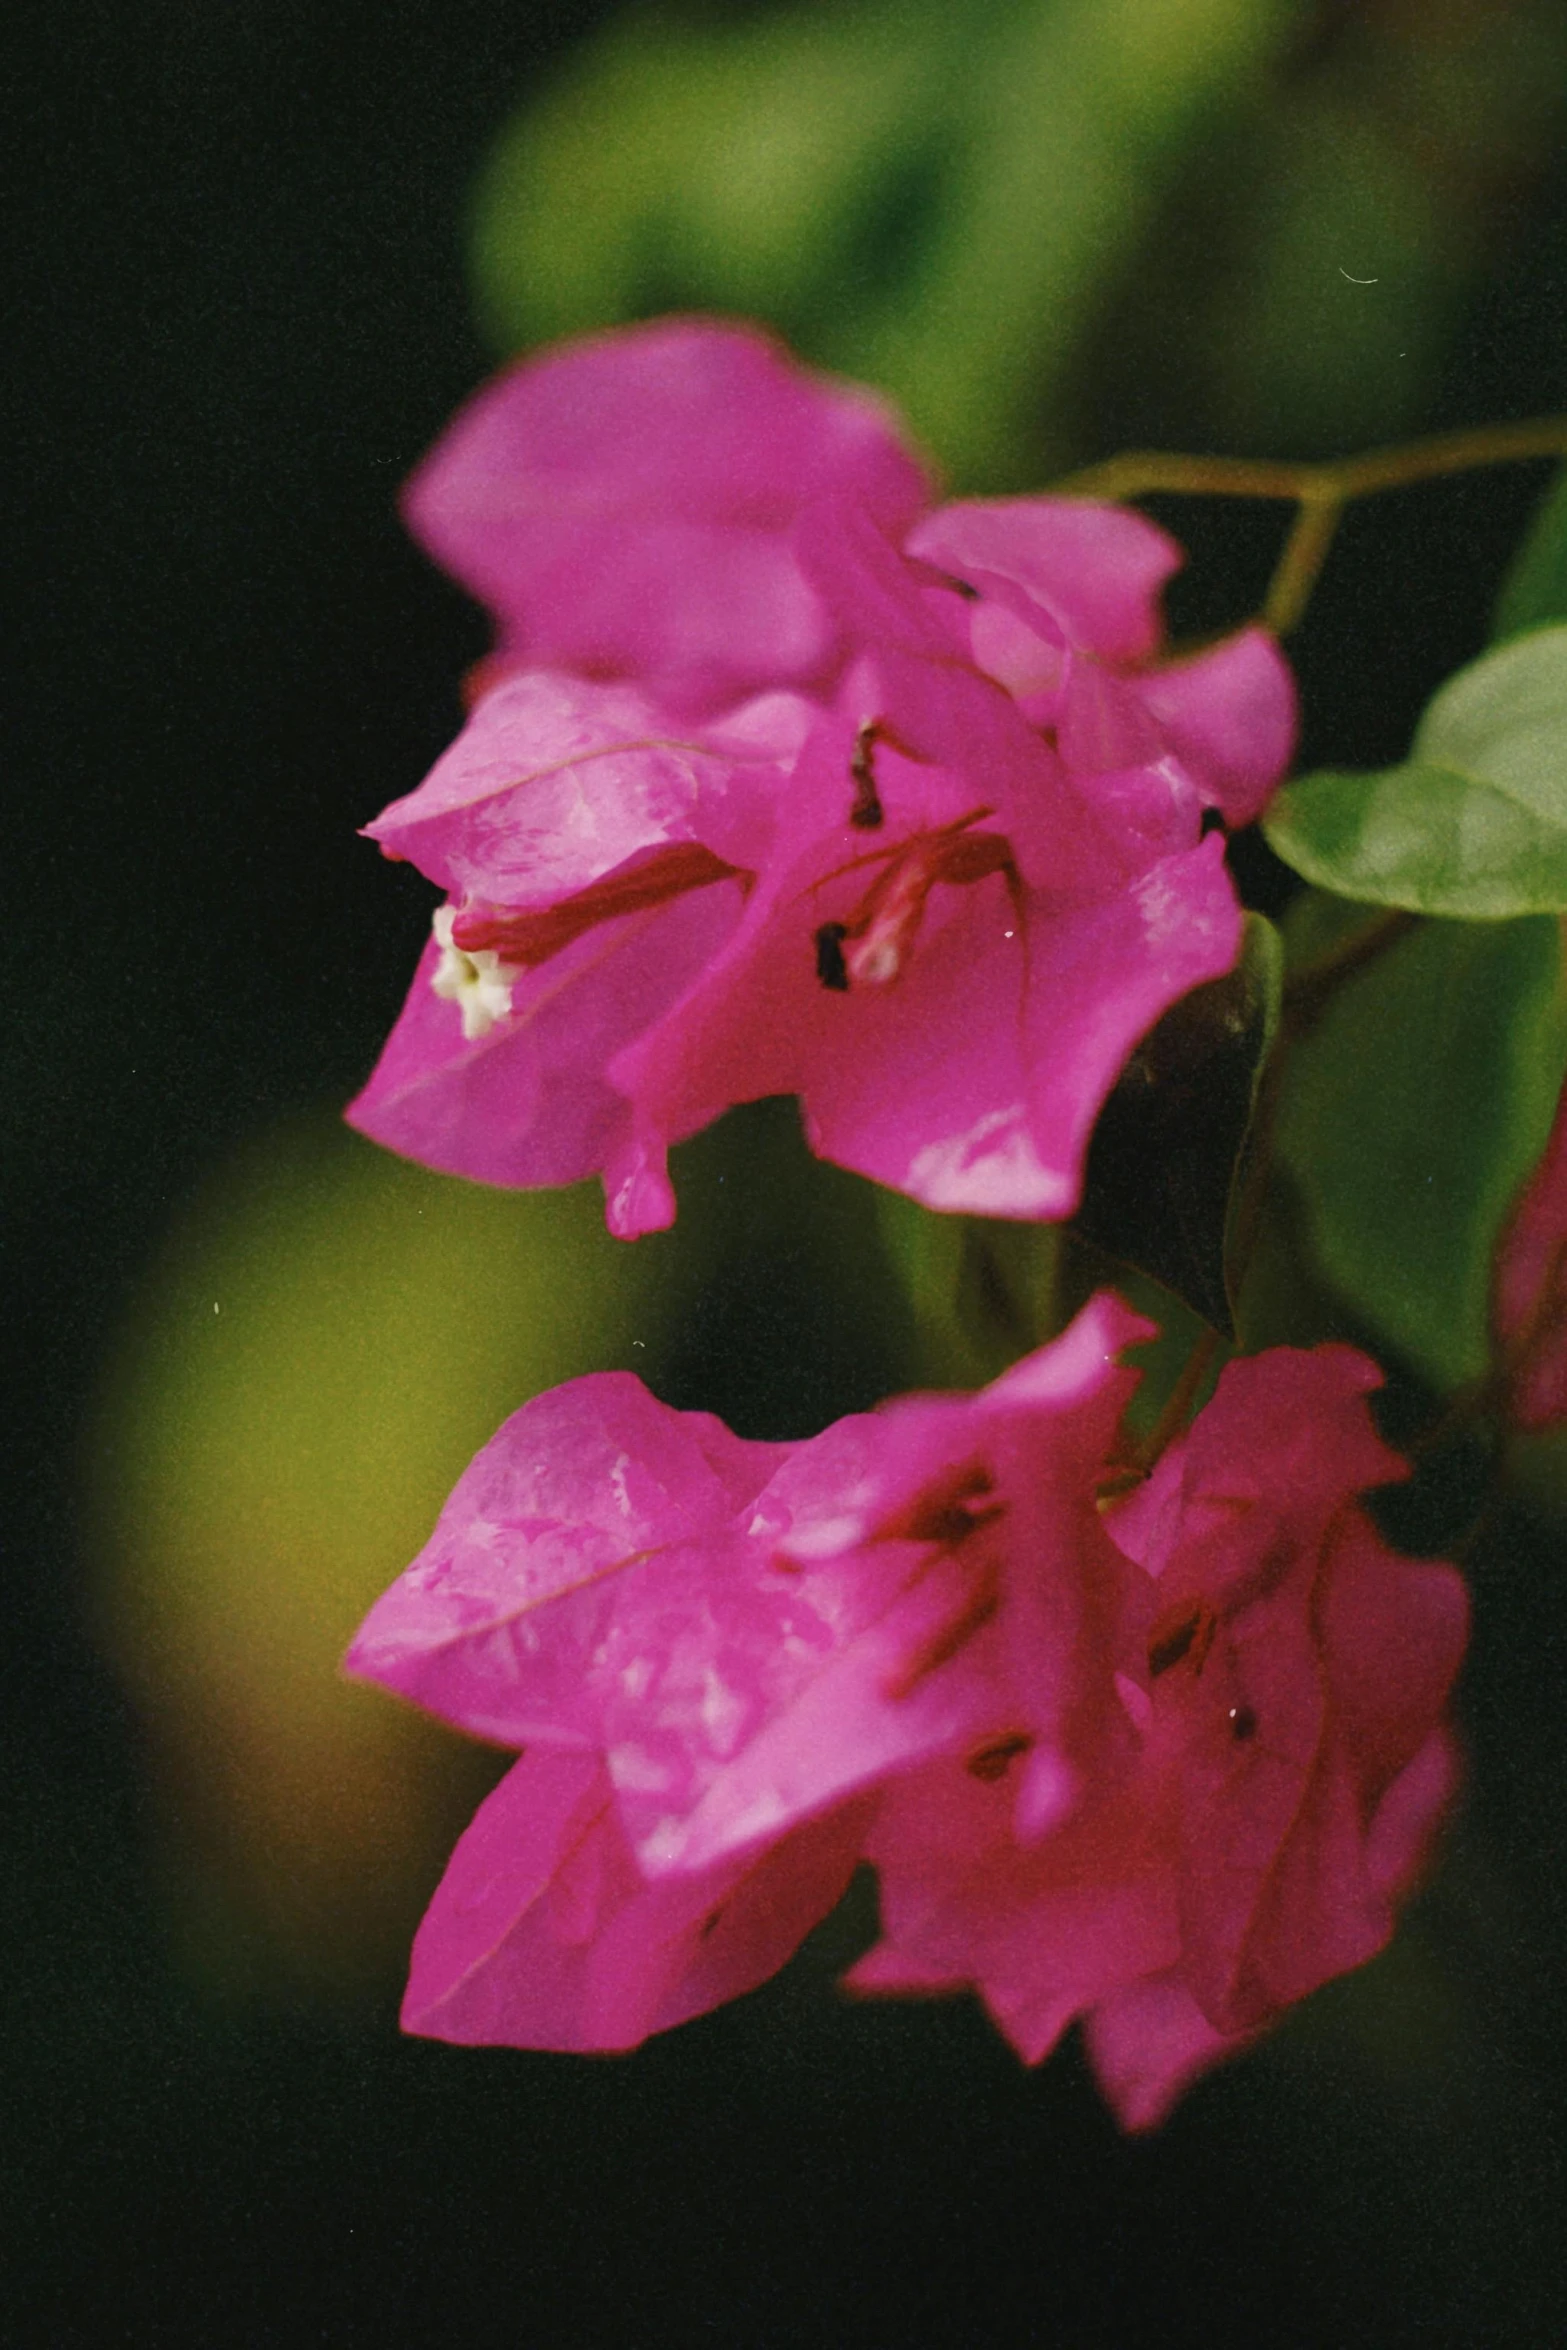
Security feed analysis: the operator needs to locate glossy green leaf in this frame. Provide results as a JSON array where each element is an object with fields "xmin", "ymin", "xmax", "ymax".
[
  {"xmin": 1493, "ymin": 463, "xmax": 1567, "ymax": 644},
  {"xmin": 1275, "ymin": 908, "xmax": 1567, "ymax": 1389},
  {"xmin": 1264, "ymin": 625, "xmax": 1567, "ymax": 915},
  {"xmin": 1074, "ymin": 913, "xmax": 1283, "ymax": 1335},
  {"xmin": 1262, "ymin": 761, "xmax": 1567, "ymax": 916}
]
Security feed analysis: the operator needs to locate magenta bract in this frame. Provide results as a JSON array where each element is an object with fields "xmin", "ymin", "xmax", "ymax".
[
  {"xmin": 402, "ymin": 317, "xmax": 932, "ymax": 717},
  {"xmin": 348, "ymin": 318, "xmax": 1297, "ymax": 1234},
  {"xmin": 858, "ymin": 1345, "xmax": 1468, "ymax": 2127},
  {"xmin": 346, "ymin": 1307, "xmax": 1464, "ymax": 2123}
]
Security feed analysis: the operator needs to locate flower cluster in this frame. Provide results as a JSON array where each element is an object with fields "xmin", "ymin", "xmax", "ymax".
[
  {"xmin": 347, "ymin": 319, "xmax": 1468, "ymax": 2126},
  {"xmin": 348, "ymin": 1302, "xmax": 1466, "ymax": 2129},
  {"xmin": 348, "ymin": 319, "xmax": 1295, "ymax": 1235}
]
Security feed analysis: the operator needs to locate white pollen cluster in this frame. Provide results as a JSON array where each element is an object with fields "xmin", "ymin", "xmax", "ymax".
[{"xmin": 430, "ymin": 904, "xmax": 517, "ymax": 1041}]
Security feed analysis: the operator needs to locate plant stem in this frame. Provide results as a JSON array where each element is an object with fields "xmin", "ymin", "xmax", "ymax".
[
  {"xmin": 1263, "ymin": 495, "xmax": 1345, "ymax": 636},
  {"xmin": 1050, "ymin": 414, "xmax": 1567, "ymax": 638},
  {"xmin": 1051, "ymin": 416, "xmax": 1567, "ymax": 510}
]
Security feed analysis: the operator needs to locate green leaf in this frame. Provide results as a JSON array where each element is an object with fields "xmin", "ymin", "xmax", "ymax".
[
  {"xmin": 1262, "ymin": 761, "xmax": 1567, "ymax": 916},
  {"xmin": 1275, "ymin": 908, "xmax": 1567, "ymax": 1389},
  {"xmin": 1073, "ymin": 913, "xmax": 1284, "ymax": 1336},
  {"xmin": 1493, "ymin": 463, "xmax": 1567, "ymax": 644},
  {"xmin": 1263, "ymin": 625, "xmax": 1567, "ymax": 916},
  {"xmin": 468, "ymin": 0, "xmax": 1300, "ymax": 488}
]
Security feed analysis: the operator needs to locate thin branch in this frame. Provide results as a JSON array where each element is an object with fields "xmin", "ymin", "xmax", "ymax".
[
  {"xmin": 1049, "ymin": 415, "xmax": 1567, "ymax": 639},
  {"xmin": 1050, "ymin": 416, "xmax": 1567, "ymax": 510},
  {"xmin": 1263, "ymin": 495, "xmax": 1345, "ymax": 637}
]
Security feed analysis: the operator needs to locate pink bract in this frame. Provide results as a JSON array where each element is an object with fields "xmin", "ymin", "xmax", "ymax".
[
  {"xmin": 350, "ymin": 319, "xmax": 1297, "ymax": 1235},
  {"xmin": 348, "ymin": 1293, "xmax": 1152, "ymax": 2049},
  {"xmin": 349, "ymin": 1294, "xmax": 1148, "ymax": 1863},
  {"xmin": 347, "ymin": 1312, "xmax": 1465, "ymax": 2117},
  {"xmin": 402, "ymin": 317, "xmax": 932, "ymax": 716},
  {"xmin": 401, "ymin": 1748, "xmax": 872, "ymax": 2053},
  {"xmin": 855, "ymin": 1345, "xmax": 1468, "ymax": 2128}
]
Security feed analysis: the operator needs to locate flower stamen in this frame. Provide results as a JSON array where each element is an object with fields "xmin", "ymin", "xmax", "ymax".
[
  {"xmin": 452, "ymin": 842, "xmax": 741, "ymax": 970},
  {"xmin": 431, "ymin": 905, "xmax": 519, "ymax": 1041},
  {"xmin": 811, "ymin": 809, "xmax": 1015, "ymax": 993}
]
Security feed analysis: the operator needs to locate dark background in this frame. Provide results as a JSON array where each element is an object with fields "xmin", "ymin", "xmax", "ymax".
[{"xmin": 8, "ymin": 2, "xmax": 1567, "ymax": 2341}]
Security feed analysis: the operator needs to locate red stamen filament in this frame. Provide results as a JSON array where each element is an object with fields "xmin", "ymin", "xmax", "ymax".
[
  {"xmin": 818, "ymin": 810, "xmax": 1017, "ymax": 992},
  {"xmin": 453, "ymin": 842, "xmax": 741, "ymax": 968}
]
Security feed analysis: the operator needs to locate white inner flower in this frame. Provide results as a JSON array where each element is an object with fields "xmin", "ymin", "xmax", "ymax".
[{"xmin": 430, "ymin": 904, "xmax": 517, "ymax": 1041}]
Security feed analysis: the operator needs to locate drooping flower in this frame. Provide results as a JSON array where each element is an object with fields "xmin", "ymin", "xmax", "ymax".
[
  {"xmin": 854, "ymin": 1346, "xmax": 1469, "ymax": 2128},
  {"xmin": 350, "ymin": 319, "xmax": 1296, "ymax": 1234},
  {"xmin": 346, "ymin": 1293, "xmax": 1153, "ymax": 2051},
  {"xmin": 1494, "ymin": 1077, "xmax": 1567, "ymax": 1428},
  {"xmin": 347, "ymin": 1307, "xmax": 1464, "ymax": 2117}
]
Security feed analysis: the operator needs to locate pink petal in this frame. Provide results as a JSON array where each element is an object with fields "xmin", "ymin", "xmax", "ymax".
[
  {"xmin": 795, "ymin": 496, "xmax": 969, "ymax": 662},
  {"xmin": 795, "ymin": 508, "xmax": 1098, "ymax": 866},
  {"xmin": 612, "ymin": 1532, "xmax": 1003, "ymax": 1877},
  {"xmin": 345, "ymin": 1373, "xmax": 784, "ymax": 1745},
  {"xmin": 1219, "ymin": 1724, "xmax": 1395, "ymax": 2024},
  {"xmin": 403, "ymin": 319, "xmax": 932, "ymax": 712},
  {"xmin": 1165, "ymin": 1575, "xmax": 1330, "ymax": 2032},
  {"xmin": 614, "ymin": 824, "xmax": 1240, "ymax": 1226},
  {"xmin": 1364, "ymin": 1728, "xmax": 1461, "ymax": 1903},
  {"xmin": 403, "ymin": 1750, "xmax": 868, "ymax": 2051},
  {"xmin": 1084, "ymin": 1973, "xmax": 1252, "ymax": 2132},
  {"xmin": 345, "ymin": 881, "xmax": 743, "ymax": 1194},
  {"xmin": 906, "ymin": 499, "xmax": 1182, "ymax": 663},
  {"xmin": 1132, "ymin": 1346, "xmax": 1407, "ymax": 1603},
  {"xmin": 1056, "ymin": 662, "xmax": 1168, "ymax": 779},
  {"xmin": 590, "ymin": 1394, "xmax": 1030, "ymax": 1873},
  {"xmin": 365, "ymin": 671, "xmax": 796, "ymax": 905},
  {"xmin": 857, "ymin": 1762, "xmax": 1178, "ymax": 2066},
  {"xmin": 1133, "ymin": 627, "xmax": 1298, "ymax": 828},
  {"xmin": 1318, "ymin": 1513, "xmax": 1469, "ymax": 1792}
]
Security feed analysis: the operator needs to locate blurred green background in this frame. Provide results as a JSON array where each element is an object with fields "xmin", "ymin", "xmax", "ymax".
[{"xmin": 11, "ymin": 0, "xmax": 1567, "ymax": 2338}]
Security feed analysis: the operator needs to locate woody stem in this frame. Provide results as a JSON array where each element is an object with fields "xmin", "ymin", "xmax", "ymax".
[{"xmin": 1050, "ymin": 414, "xmax": 1567, "ymax": 638}]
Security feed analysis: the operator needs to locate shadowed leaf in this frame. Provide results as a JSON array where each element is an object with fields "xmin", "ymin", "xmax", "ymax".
[{"xmin": 1073, "ymin": 912, "xmax": 1283, "ymax": 1335}]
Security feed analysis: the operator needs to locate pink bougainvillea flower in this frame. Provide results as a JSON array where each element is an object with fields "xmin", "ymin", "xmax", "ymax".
[
  {"xmin": 345, "ymin": 671, "xmax": 813, "ymax": 1229},
  {"xmin": 853, "ymin": 1345, "xmax": 1469, "ymax": 2128},
  {"xmin": 799, "ymin": 490, "xmax": 1294, "ymax": 839},
  {"xmin": 402, "ymin": 317, "xmax": 933, "ymax": 716},
  {"xmin": 350, "ymin": 1293, "xmax": 1148, "ymax": 1868},
  {"xmin": 607, "ymin": 638, "xmax": 1249, "ymax": 1229},
  {"xmin": 347, "ymin": 1294, "xmax": 1154, "ymax": 2050},
  {"xmin": 348, "ymin": 1315, "xmax": 1465, "ymax": 2108},
  {"xmin": 1494, "ymin": 1078, "xmax": 1567, "ymax": 1429},
  {"xmin": 351, "ymin": 325, "xmax": 1295, "ymax": 1231}
]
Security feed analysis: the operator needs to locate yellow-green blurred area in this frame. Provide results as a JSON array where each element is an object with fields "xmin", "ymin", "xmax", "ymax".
[
  {"xmin": 87, "ymin": 1102, "xmax": 911, "ymax": 1996},
  {"xmin": 471, "ymin": 0, "xmax": 1567, "ymax": 484},
  {"xmin": 21, "ymin": 0, "xmax": 1567, "ymax": 2333},
  {"xmin": 88, "ymin": 1121, "xmax": 663, "ymax": 1994}
]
